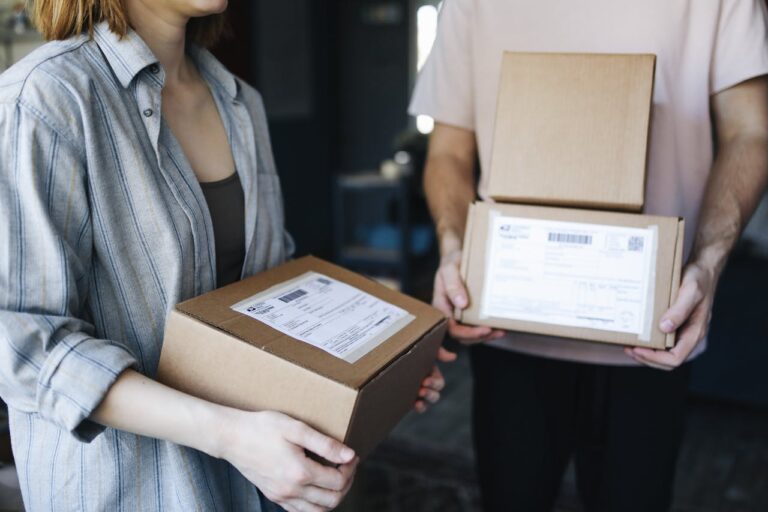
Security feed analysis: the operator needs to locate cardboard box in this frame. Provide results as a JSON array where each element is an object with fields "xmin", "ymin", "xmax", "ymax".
[
  {"xmin": 460, "ymin": 202, "xmax": 684, "ymax": 349},
  {"xmin": 157, "ymin": 256, "xmax": 446, "ymax": 458},
  {"xmin": 487, "ymin": 52, "xmax": 655, "ymax": 212}
]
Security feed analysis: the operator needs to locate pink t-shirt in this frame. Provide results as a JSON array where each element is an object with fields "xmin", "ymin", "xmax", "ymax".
[{"xmin": 410, "ymin": 0, "xmax": 768, "ymax": 365}]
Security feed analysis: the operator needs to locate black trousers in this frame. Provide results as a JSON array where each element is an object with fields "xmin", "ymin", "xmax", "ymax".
[{"xmin": 470, "ymin": 346, "xmax": 690, "ymax": 512}]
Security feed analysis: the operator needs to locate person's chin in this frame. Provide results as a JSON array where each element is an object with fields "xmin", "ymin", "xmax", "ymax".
[{"xmin": 188, "ymin": 0, "xmax": 228, "ymax": 16}]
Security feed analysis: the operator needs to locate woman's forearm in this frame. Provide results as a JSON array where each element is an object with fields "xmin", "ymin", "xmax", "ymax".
[
  {"xmin": 92, "ymin": 369, "xmax": 359, "ymax": 509},
  {"xmin": 91, "ymin": 369, "xmax": 230, "ymax": 458}
]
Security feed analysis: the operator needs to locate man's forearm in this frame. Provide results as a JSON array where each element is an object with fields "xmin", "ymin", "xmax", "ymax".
[
  {"xmin": 424, "ymin": 154, "xmax": 476, "ymax": 254},
  {"xmin": 690, "ymin": 77, "xmax": 768, "ymax": 277},
  {"xmin": 423, "ymin": 124, "xmax": 479, "ymax": 257},
  {"xmin": 691, "ymin": 133, "xmax": 768, "ymax": 276}
]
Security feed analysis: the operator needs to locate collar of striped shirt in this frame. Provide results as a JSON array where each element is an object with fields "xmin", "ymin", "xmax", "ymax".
[{"xmin": 91, "ymin": 21, "xmax": 239, "ymax": 99}]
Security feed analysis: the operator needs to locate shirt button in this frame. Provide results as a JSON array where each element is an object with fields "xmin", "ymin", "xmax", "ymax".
[
  {"xmin": 143, "ymin": 109, "xmax": 154, "ymax": 118},
  {"xmin": 149, "ymin": 64, "xmax": 160, "ymax": 74}
]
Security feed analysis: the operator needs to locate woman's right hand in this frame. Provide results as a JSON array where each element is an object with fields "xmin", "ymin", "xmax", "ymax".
[{"xmin": 218, "ymin": 410, "xmax": 359, "ymax": 512}]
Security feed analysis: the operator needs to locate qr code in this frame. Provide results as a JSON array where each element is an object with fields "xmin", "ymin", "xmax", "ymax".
[{"xmin": 628, "ymin": 236, "xmax": 644, "ymax": 252}]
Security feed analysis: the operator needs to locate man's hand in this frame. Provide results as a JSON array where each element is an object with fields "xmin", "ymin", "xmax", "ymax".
[
  {"xmin": 627, "ymin": 76, "xmax": 768, "ymax": 371},
  {"xmin": 626, "ymin": 262, "xmax": 717, "ymax": 370},
  {"xmin": 433, "ymin": 248, "xmax": 506, "ymax": 345},
  {"xmin": 423, "ymin": 123, "xmax": 506, "ymax": 346}
]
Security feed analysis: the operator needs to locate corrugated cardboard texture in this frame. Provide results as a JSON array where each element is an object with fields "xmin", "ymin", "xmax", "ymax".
[
  {"xmin": 158, "ymin": 311, "xmax": 358, "ymax": 441},
  {"xmin": 174, "ymin": 256, "xmax": 444, "ymax": 388},
  {"xmin": 343, "ymin": 321, "xmax": 446, "ymax": 458},
  {"xmin": 488, "ymin": 52, "xmax": 655, "ymax": 211},
  {"xmin": 460, "ymin": 202, "xmax": 683, "ymax": 349}
]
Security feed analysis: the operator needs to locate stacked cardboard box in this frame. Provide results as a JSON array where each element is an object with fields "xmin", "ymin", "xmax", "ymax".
[{"xmin": 459, "ymin": 52, "xmax": 684, "ymax": 349}]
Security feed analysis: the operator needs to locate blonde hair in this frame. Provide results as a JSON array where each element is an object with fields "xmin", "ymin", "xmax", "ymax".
[{"xmin": 29, "ymin": 0, "xmax": 227, "ymax": 47}]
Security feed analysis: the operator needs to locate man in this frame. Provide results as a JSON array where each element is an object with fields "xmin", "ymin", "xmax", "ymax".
[{"xmin": 411, "ymin": 1, "xmax": 768, "ymax": 511}]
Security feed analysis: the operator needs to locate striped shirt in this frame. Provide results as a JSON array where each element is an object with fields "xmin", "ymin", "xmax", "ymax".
[{"xmin": 0, "ymin": 22, "xmax": 291, "ymax": 511}]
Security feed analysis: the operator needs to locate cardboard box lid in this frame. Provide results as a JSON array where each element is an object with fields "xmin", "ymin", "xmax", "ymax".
[
  {"xmin": 488, "ymin": 52, "xmax": 656, "ymax": 211},
  {"xmin": 173, "ymin": 256, "xmax": 445, "ymax": 389}
]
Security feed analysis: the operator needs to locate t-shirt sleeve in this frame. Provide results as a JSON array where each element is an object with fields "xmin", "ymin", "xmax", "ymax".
[
  {"xmin": 711, "ymin": 0, "xmax": 768, "ymax": 94},
  {"xmin": 408, "ymin": 0, "xmax": 475, "ymax": 131}
]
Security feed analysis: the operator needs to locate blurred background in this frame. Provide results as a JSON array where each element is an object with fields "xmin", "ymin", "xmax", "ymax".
[{"xmin": 1, "ymin": 1, "xmax": 767, "ymax": 511}]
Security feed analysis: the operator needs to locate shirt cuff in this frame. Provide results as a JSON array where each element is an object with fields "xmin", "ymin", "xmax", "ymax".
[{"xmin": 36, "ymin": 331, "xmax": 137, "ymax": 443}]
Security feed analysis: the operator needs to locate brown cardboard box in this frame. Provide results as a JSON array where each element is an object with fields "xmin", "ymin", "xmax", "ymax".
[
  {"xmin": 157, "ymin": 256, "xmax": 446, "ymax": 458},
  {"xmin": 487, "ymin": 52, "xmax": 655, "ymax": 212},
  {"xmin": 460, "ymin": 202, "xmax": 684, "ymax": 349}
]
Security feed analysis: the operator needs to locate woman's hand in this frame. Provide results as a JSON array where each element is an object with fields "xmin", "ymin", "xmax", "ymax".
[
  {"xmin": 413, "ymin": 348, "xmax": 456, "ymax": 413},
  {"xmin": 218, "ymin": 410, "xmax": 359, "ymax": 512},
  {"xmin": 92, "ymin": 371, "xmax": 358, "ymax": 512}
]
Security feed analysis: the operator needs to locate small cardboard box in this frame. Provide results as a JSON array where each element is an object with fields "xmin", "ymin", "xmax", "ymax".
[
  {"xmin": 460, "ymin": 202, "xmax": 684, "ymax": 349},
  {"xmin": 157, "ymin": 256, "xmax": 447, "ymax": 458},
  {"xmin": 487, "ymin": 52, "xmax": 655, "ymax": 212},
  {"xmin": 458, "ymin": 52, "xmax": 682, "ymax": 349}
]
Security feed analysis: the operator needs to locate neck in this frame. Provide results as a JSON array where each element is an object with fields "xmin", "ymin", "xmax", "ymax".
[{"xmin": 125, "ymin": 1, "xmax": 195, "ymax": 86}]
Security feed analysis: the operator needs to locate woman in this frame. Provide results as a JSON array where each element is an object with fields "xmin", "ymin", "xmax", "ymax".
[{"xmin": 0, "ymin": 1, "xmax": 446, "ymax": 510}]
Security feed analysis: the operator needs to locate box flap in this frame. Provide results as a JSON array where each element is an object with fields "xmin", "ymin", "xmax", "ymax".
[
  {"xmin": 666, "ymin": 219, "xmax": 686, "ymax": 349},
  {"xmin": 488, "ymin": 52, "xmax": 656, "ymax": 211},
  {"xmin": 175, "ymin": 256, "xmax": 445, "ymax": 389},
  {"xmin": 457, "ymin": 203, "xmax": 478, "ymax": 319}
]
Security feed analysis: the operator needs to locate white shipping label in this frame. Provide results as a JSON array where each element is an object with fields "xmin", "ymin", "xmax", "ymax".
[
  {"xmin": 481, "ymin": 215, "xmax": 658, "ymax": 339},
  {"xmin": 232, "ymin": 272, "xmax": 415, "ymax": 363}
]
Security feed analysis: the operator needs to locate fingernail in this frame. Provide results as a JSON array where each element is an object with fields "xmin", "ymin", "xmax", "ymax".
[
  {"xmin": 454, "ymin": 295, "xmax": 467, "ymax": 308},
  {"xmin": 341, "ymin": 447, "xmax": 355, "ymax": 460},
  {"xmin": 660, "ymin": 319, "xmax": 675, "ymax": 332}
]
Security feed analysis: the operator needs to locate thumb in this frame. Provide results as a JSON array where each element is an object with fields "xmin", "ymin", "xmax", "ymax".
[
  {"xmin": 285, "ymin": 421, "xmax": 355, "ymax": 464},
  {"xmin": 441, "ymin": 260, "xmax": 469, "ymax": 310},
  {"xmin": 660, "ymin": 275, "xmax": 703, "ymax": 333}
]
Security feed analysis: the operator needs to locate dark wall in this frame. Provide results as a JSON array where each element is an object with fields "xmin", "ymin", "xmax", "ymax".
[
  {"xmin": 337, "ymin": 0, "xmax": 412, "ymax": 172},
  {"xmin": 214, "ymin": 1, "xmax": 413, "ymax": 258}
]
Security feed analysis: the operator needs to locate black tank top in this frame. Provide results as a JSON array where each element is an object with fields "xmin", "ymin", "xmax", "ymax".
[{"xmin": 199, "ymin": 173, "xmax": 246, "ymax": 287}]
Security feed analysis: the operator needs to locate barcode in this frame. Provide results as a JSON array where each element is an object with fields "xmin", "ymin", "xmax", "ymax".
[
  {"xmin": 628, "ymin": 236, "xmax": 644, "ymax": 252},
  {"xmin": 317, "ymin": 278, "xmax": 331, "ymax": 285},
  {"xmin": 278, "ymin": 289, "xmax": 308, "ymax": 303},
  {"xmin": 548, "ymin": 232, "xmax": 592, "ymax": 245}
]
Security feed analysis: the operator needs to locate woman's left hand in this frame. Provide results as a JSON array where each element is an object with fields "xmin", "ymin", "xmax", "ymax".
[{"xmin": 414, "ymin": 347, "xmax": 456, "ymax": 413}]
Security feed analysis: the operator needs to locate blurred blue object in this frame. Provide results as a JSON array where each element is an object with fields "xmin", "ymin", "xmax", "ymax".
[{"xmin": 356, "ymin": 223, "xmax": 434, "ymax": 255}]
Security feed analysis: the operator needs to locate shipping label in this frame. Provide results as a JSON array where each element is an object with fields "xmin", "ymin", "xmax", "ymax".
[
  {"xmin": 232, "ymin": 272, "xmax": 414, "ymax": 363},
  {"xmin": 481, "ymin": 214, "xmax": 658, "ymax": 340}
]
